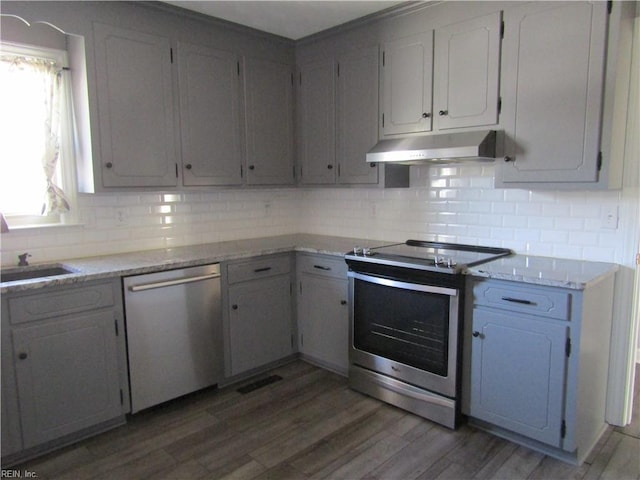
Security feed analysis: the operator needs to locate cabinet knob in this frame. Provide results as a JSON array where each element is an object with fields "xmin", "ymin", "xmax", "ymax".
[
  {"xmin": 370, "ymin": 162, "xmax": 377, "ymax": 168},
  {"xmin": 105, "ymin": 162, "xmax": 113, "ymax": 169},
  {"xmin": 504, "ymin": 156, "xmax": 513, "ymax": 163},
  {"xmin": 18, "ymin": 352, "xmax": 28, "ymax": 360},
  {"xmin": 438, "ymin": 110, "xmax": 448, "ymax": 116},
  {"xmin": 185, "ymin": 163, "xmax": 192, "ymax": 170},
  {"xmin": 249, "ymin": 165, "xmax": 255, "ymax": 170},
  {"xmin": 340, "ymin": 300, "xmax": 347, "ymax": 305},
  {"xmin": 472, "ymin": 331, "xmax": 484, "ymax": 339},
  {"xmin": 422, "ymin": 112, "xmax": 431, "ymax": 118},
  {"xmin": 232, "ymin": 304, "xmax": 238, "ymax": 310},
  {"xmin": 327, "ymin": 164, "xmax": 333, "ymax": 170}
]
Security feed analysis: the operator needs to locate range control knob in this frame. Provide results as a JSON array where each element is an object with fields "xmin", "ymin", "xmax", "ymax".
[{"xmin": 353, "ymin": 246, "xmax": 363, "ymax": 255}]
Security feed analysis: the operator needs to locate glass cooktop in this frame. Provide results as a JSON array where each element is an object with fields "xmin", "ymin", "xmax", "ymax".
[{"xmin": 345, "ymin": 240, "xmax": 512, "ymax": 273}]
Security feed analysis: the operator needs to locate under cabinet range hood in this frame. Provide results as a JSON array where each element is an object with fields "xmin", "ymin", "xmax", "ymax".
[{"xmin": 366, "ymin": 130, "xmax": 497, "ymax": 165}]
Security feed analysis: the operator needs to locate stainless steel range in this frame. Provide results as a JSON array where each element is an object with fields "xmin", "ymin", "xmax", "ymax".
[{"xmin": 345, "ymin": 240, "xmax": 511, "ymax": 428}]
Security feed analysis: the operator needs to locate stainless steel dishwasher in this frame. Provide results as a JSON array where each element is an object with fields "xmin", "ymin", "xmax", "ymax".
[{"xmin": 123, "ymin": 263, "xmax": 222, "ymax": 413}]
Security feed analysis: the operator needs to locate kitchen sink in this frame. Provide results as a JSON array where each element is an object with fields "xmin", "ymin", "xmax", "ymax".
[{"xmin": 1, "ymin": 265, "xmax": 78, "ymax": 283}]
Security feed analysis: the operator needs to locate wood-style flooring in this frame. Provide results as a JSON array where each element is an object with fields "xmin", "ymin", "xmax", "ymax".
[{"xmin": 13, "ymin": 361, "xmax": 640, "ymax": 479}]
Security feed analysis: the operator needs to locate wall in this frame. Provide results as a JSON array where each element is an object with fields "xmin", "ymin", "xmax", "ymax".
[
  {"xmin": 0, "ymin": 190, "xmax": 299, "ymax": 266},
  {"xmin": 299, "ymin": 163, "xmax": 634, "ymax": 265},
  {"xmin": 1, "ymin": 164, "xmax": 634, "ymax": 268}
]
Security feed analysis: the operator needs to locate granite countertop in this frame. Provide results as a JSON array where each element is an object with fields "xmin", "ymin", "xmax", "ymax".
[
  {"xmin": 1, "ymin": 234, "xmax": 619, "ymax": 293},
  {"xmin": 467, "ymin": 254, "xmax": 619, "ymax": 290},
  {"xmin": 0, "ymin": 234, "xmax": 389, "ymax": 294}
]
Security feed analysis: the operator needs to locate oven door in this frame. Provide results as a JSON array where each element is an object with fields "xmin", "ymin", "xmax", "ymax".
[{"xmin": 348, "ymin": 270, "xmax": 460, "ymax": 398}]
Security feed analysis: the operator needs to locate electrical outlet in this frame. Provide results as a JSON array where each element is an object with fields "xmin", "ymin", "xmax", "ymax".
[
  {"xmin": 601, "ymin": 206, "xmax": 619, "ymax": 230},
  {"xmin": 115, "ymin": 208, "xmax": 128, "ymax": 226}
]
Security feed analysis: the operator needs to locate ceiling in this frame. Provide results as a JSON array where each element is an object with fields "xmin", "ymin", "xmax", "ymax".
[{"xmin": 161, "ymin": 1, "xmax": 406, "ymax": 40}]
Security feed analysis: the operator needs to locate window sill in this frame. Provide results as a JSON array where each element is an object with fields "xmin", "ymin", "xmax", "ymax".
[{"xmin": 3, "ymin": 222, "xmax": 84, "ymax": 233}]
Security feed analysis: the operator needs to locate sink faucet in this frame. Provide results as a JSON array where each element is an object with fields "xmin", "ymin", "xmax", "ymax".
[{"xmin": 18, "ymin": 253, "xmax": 31, "ymax": 267}]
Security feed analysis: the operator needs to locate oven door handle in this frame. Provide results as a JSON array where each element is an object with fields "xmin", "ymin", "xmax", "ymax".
[{"xmin": 348, "ymin": 271, "xmax": 458, "ymax": 297}]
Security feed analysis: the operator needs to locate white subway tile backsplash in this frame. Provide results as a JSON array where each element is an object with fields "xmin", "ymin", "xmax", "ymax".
[
  {"xmin": 1, "ymin": 164, "xmax": 635, "ymax": 266},
  {"xmin": 540, "ymin": 229, "xmax": 570, "ymax": 244}
]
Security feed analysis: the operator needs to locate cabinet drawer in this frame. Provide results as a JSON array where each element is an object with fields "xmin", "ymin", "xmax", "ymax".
[
  {"xmin": 227, "ymin": 255, "xmax": 290, "ymax": 284},
  {"xmin": 8, "ymin": 281, "xmax": 115, "ymax": 325},
  {"xmin": 297, "ymin": 254, "xmax": 347, "ymax": 280},
  {"xmin": 473, "ymin": 281, "xmax": 570, "ymax": 320}
]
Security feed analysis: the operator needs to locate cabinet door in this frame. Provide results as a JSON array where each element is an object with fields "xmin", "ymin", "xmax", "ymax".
[
  {"xmin": 12, "ymin": 310, "xmax": 122, "ymax": 448},
  {"xmin": 381, "ymin": 31, "xmax": 433, "ymax": 136},
  {"xmin": 244, "ymin": 58, "xmax": 295, "ymax": 185},
  {"xmin": 178, "ymin": 43, "xmax": 243, "ymax": 186},
  {"xmin": 499, "ymin": 2, "xmax": 608, "ymax": 185},
  {"xmin": 337, "ymin": 46, "xmax": 380, "ymax": 185},
  {"xmin": 470, "ymin": 308, "xmax": 567, "ymax": 447},
  {"xmin": 433, "ymin": 12, "xmax": 501, "ymax": 130},
  {"xmin": 298, "ymin": 59, "xmax": 336, "ymax": 185},
  {"xmin": 228, "ymin": 275, "xmax": 292, "ymax": 376},
  {"xmin": 298, "ymin": 275, "xmax": 349, "ymax": 373},
  {"xmin": 93, "ymin": 23, "xmax": 177, "ymax": 188}
]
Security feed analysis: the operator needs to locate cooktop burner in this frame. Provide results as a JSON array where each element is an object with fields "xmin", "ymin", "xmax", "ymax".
[{"xmin": 345, "ymin": 240, "xmax": 511, "ymax": 273}]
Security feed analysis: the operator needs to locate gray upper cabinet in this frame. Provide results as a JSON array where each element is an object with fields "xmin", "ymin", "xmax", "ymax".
[
  {"xmin": 381, "ymin": 31, "xmax": 434, "ymax": 136},
  {"xmin": 381, "ymin": 11, "xmax": 501, "ymax": 138},
  {"xmin": 433, "ymin": 12, "xmax": 501, "ymax": 131},
  {"xmin": 298, "ymin": 59, "xmax": 337, "ymax": 185},
  {"xmin": 90, "ymin": 10, "xmax": 296, "ymax": 191},
  {"xmin": 497, "ymin": 2, "xmax": 608, "ymax": 186},
  {"xmin": 336, "ymin": 46, "xmax": 380, "ymax": 185},
  {"xmin": 177, "ymin": 42, "xmax": 243, "ymax": 186},
  {"xmin": 244, "ymin": 58, "xmax": 295, "ymax": 186},
  {"xmin": 297, "ymin": 46, "xmax": 407, "ymax": 187},
  {"xmin": 93, "ymin": 23, "xmax": 178, "ymax": 188}
]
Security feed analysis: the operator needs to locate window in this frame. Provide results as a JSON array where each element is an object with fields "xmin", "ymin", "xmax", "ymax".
[{"xmin": 0, "ymin": 42, "xmax": 76, "ymax": 227}]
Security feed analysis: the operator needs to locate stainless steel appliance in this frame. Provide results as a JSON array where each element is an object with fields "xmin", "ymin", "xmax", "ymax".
[
  {"xmin": 123, "ymin": 264, "xmax": 222, "ymax": 413},
  {"xmin": 366, "ymin": 130, "xmax": 497, "ymax": 164},
  {"xmin": 345, "ymin": 240, "xmax": 510, "ymax": 428}
]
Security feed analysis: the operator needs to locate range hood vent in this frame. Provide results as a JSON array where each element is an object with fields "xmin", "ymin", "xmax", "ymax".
[{"xmin": 366, "ymin": 130, "xmax": 497, "ymax": 165}]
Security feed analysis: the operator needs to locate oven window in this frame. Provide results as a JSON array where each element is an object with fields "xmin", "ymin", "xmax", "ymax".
[{"xmin": 353, "ymin": 278, "xmax": 451, "ymax": 376}]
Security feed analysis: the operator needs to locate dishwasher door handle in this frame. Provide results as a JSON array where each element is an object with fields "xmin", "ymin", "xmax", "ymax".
[{"xmin": 128, "ymin": 273, "xmax": 221, "ymax": 292}]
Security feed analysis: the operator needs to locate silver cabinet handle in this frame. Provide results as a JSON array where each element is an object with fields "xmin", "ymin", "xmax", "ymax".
[{"xmin": 128, "ymin": 273, "xmax": 220, "ymax": 292}]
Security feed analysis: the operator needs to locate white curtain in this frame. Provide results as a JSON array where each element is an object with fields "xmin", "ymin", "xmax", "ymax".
[{"xmin": 0, "ymin": 55, "xmax": 70, "ymax": 215}]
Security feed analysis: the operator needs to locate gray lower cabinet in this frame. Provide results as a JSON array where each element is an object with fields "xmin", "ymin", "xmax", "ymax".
[
  {"xmin": 296, "ymin": 254, "xmax": 349, "ymax": 375},
  {"xmin": 470, "ymin": 308, "xmax": 567, "ymax": 446},
  {"xmin": 1, "ymin": 279, "xmax": 128, "ymax": 460},
  {"xmin": 225, "ymin": 255, "xmax": 294, "ymax": 377},
  {"xmin": 465, "ymin": 275, "xmax": 615, "ymax": 464}
]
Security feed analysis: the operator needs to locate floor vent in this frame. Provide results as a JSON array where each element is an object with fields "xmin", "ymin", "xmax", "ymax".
[{"xmin": 237, "ymin": 375, "xmax": 283, "ymax": 394}]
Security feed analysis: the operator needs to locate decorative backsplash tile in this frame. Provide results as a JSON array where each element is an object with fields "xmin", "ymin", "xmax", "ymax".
[{"xmin": 0, "ymin": 164, "xmax": 633, "ymax": 267}]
